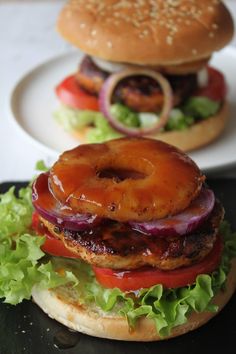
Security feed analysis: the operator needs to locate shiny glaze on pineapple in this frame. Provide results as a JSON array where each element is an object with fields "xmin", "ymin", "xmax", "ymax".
[{"xmin": 49, "ymin": 138, "xmax": 204, "ymax": 222}]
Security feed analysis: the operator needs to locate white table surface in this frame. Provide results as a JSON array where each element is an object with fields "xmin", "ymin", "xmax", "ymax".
[{"xmin": 0, "ymin": 0, "xmax": 236, "ymax": 183}]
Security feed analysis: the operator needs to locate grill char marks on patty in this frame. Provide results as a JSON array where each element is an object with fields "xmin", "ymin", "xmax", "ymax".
[
  {"xmin": 76, "ymin": 55, "xmax": 108, "ymax": 95},
  {"xmin": 113, "ymin": 74, "xmax": 197, "ymax": 112},
  {"xmin": 40, "ymin": 201, "xmax": 224, "ymax": 271},
  {"xmin": 75, "ymin": 56, "xmax": 197, "ymax": 112}
]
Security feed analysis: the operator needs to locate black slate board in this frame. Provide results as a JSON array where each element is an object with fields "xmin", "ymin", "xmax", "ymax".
[{"xmin": 0, "ymin": 180, "xmax": 236, "ymax": 354}]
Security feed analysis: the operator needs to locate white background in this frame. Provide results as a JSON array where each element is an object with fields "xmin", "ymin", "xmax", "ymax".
[{"xmin": 0, "ymin": 0, "xmax": 236, "ymax": 182}]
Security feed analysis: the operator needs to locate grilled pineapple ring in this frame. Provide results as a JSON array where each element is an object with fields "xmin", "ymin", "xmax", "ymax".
[{"xmin": 50, "ymin": 138, "xmax": 204, "ymax": 222}]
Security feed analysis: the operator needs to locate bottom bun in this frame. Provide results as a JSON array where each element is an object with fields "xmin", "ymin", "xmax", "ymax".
[
  {"xmin": 32, "ymin": 258, "xmax": 236, "ymax": 341},
  {"xmin": 71, "ymin": 101, "xmax": 228, "ymax": 152}
]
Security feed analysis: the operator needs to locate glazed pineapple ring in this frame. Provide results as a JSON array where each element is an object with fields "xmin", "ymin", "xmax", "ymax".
[{"xmin": 50, "ymin": 138, "xmax": 204, "ymax": 222}]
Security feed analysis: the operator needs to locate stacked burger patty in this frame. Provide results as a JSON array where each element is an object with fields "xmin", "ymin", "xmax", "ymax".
[
  {"xmin": 32, "ymin": 138, "xmax": 223, "ymax": 289},
  {"xmin": 76, "ymin": 55, "xmax": 198, "ymax": 113}
]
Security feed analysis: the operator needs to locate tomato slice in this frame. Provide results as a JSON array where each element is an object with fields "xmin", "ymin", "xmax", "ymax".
[
  {"xmin": 55, "ymin": 75, "xmax": 99, "ymax": 111},
  {"xmin": 195, "ymin": 67, "xmax": 227, "ymax": 102},
  {"xmin": 31, "ymin": 212, "xmax": 79, "ymax": 259},
  {"xmin": 93, "ymin": 237, "xmax": 223, "ymax": 291}
]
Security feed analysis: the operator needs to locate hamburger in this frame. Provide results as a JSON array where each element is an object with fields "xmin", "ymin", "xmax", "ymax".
[
  {"xmin": 27, "ymin": 137, "xmax": 236, "ymax": 341},
  {"xmin": 54, "ymin": 0, "xmax": 234, "ymax": 152}
]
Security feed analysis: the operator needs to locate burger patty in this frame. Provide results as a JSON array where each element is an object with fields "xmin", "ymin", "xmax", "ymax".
[
  {"xmin": 41, "ymin": 201, "xmax": 224, "ymax": 271},
  {"xmin": 76, "ymin": 55, "xmax": 197, "ymax": 112},
  {"xmin": 77, "ymin": 55, "xmax": 108, "ymax": 95}
]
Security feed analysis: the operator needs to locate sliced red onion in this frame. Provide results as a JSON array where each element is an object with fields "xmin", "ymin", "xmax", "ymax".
[
  {"xmin": 32, "ymin": 173, "xmax": 101, "ymax": 231},
  {"xmin": 99, "ymin": 69, "xmax": 173, "ymax": 136},
  {"xmin": 129, "ymin": 188, "xmax": 215, "ymax": 237}
]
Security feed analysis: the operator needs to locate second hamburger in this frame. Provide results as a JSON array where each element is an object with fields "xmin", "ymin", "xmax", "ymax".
[{"xmin": 54, "ymin": 0, "xmax": 234, "ymax": 151}]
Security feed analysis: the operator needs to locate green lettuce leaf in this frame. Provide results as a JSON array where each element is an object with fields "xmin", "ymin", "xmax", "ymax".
[
  {"xmin": 165, "ymin": 109, "xmax": 194, "ymax": 131},
  {"xmin": 54, "ymin": 106, "xmax": 96, "ymax": 130},
  {"xmin": 0, "ymin": 186, "xmax": 77, "ymax": 305},
  {"xmin": 110, "ymin": 103, "xmax": 140, "ymax": 127},
  {"xmin": 35, "ymin": 160, "xmax": 49, "ymax": 172},
  {"xmin": 86, "ymin": 113, "xmax": 122, "ymax": 143},
  {"xmin": 0, "ymin": 186, "xmax": 33, "ymax": 235},
  {"xmin": 182, "ymin": 97, "xmax": 220, "ymax": 119},
  {"xmin": 53, "ymin": 105, "xmax": 122, "ymax": 142}
]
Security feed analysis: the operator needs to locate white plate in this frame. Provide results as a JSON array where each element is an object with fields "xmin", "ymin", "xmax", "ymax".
[{"xmin": 9, "ymin": 48, "xmax": 236, "ymax": 173}]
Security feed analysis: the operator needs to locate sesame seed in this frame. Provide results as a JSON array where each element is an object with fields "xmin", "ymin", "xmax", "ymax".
[
  {"xmin": 192, "ymin": 49, "xmax": 198, "ymax": 55},
  {"xmin": 212, "ymin": 23, "xmax": 218, "ymax": 29},
  {"xmin": 150, "ymin": 11, "xmax": 158, "ymax": 18},
  {"xmin": 208, "ymin": 6, "xmax": 214, "ymax": 12},
  {"xmin": 209, "ymin": 32, "xmax": 215, "ymax": 38},
  {"xmin": 80, "ymin": 23, "xmax": 86, "ymax": 29},
  {"xmin": 98, "ymin": 3, "xmax": 105, "ymax": 11},
  {"xmin": 85, "ymin": 4, "xmax": 93, "ymax": 10},
  {"xmin": 124, "ymin": 17, "xmax": 131, "ymax": 23},
  {"xmin": 65, "ymin": 10, "xmax": 72, "ymax": 19},
  {"xmin": 107, "ymin": 41, "xmax": 113, "ymax": 48},
  {"xmin": 167, "ymin": 0, "xmax": 180, "ymax": 7},
  {"xmin": 167, "ymin": 36, "xmax": 173, "ymax": 45},
  {"xmin": 91, "ymin": 30, "xmax": 97, "ymax": 36},
  {"xmin": 86, "ymin": 39, "xmax": 94, "ymax": 46}
]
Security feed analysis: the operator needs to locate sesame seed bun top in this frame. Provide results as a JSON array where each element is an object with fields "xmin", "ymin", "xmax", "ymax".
[{"xmin": 57, "ymin": 0, "xmax": 234, "ymax": 66}]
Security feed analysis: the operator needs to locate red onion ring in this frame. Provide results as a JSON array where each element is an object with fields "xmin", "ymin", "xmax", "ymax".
[
  {"xmin": 129, "ymin": 188, "xmax": 215, "ymax": 237},
  {"xmin": 32, "ymin": 173, "xmax": 101, "ymax": 231},
  {"xmin": 99, "ymin": 69, "xmax": 173, "ymax": 136}
]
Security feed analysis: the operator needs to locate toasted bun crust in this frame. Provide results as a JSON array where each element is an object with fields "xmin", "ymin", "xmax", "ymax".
[
  {"xmin": 71, "ymin": 101, "xmax": 228, "ymax": 152},
  {"xmin": 57, "ymin": 0, "xmax": 234, "ymax": 65},
  {"xmin": 32, "ymin": 258, "xmax": 236, "ymax": 341}
]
